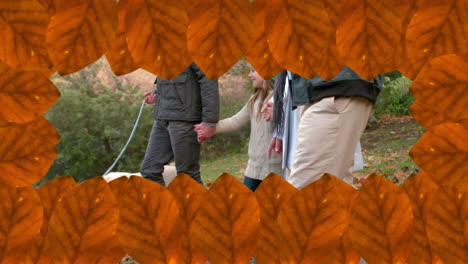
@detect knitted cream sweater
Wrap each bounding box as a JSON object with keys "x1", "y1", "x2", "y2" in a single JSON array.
[{"x1": 216, "y1": 96, "x2": 283, "y2": 180}]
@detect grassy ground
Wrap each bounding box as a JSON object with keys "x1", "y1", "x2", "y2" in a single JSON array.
[{"x1": 200, "y1": 115, "x2": 426, "y2": 187}]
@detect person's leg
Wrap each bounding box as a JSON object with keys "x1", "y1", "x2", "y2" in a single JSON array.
[
  {"x1": 243, "y1": 176, "x2": 262, "y2": 192},
  {"x1": 288, "y1": 97, "x2": 372, "y2": 189},
  {"x1": 168, "y1": 121, "x2": 203, "y2": 185},
  {"x1": 140, "y1": 121, "x2": 173, "y2": 186}
]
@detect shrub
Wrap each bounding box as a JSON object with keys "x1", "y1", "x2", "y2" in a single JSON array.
[{"x1": 374, "y1": 75, "x2": 414, "y2": 117}]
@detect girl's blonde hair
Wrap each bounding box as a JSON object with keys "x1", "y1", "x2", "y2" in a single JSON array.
[{"x1": 248, "y1": 79, "x2": 275, "y2": 120}]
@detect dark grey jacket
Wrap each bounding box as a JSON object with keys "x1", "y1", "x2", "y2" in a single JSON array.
[{"x1": 153, "y1": 64, "x2": 219, "y2": 123}]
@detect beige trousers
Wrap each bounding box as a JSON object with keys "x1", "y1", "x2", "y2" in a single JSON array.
[{"x1": 287, "y1": 96, "x2": 372, "y2": 189}]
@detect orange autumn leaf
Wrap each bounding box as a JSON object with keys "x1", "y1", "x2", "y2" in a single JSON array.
[
  {"x1": 254, "y1": 173, "x2": 297, "y2": 264},
  {"x1": 95, "y1": 236, "x2": 126, "y2": 264},
  {"x1": 0, "y1": 117, "x2": 59, "y2": 187},
  {"x1": 0, "y1": 185, "x2": 43, "y2": 263},
  {"x1": 245, "y1": 0, "x2": 282, "y2": 80},
  {"x1": 410, "y1": 122, "x2": 468, "y2": 187},
  {"x1": 321, "y1": 174, "x2": 361, "y2": 264},
  {"x1": 190, "y1": 173, "x2": 260, "y2": 264},
  {"x1": 124, "y1": 0, "x2": 191, "y2": 79},
  {"x1": 426, "y1": 185, "x2": 468, "y2": 264},
  {"x1": 406, "y1": 0, "x2": 467, "y2": 75},
  {"x1": 0, "y1": 0, "x2": 52, "y2": 71},
  {"x1": 47, "y1": 176, "x2": 119, "y2": 264},
  {"x1": 266, "y1": 0, "x2": 333, "y2": 79},
  {"x1": 336, "y1": 0, "x2": 402, "y2": 80},
  {"x1": 167, "y1": 173, "x2": 208, "y2": 264},
  {"x1": 27, "y1": 175, "x2": 77, "y2": 264},
  {"x1": 409, "y1": 54, "x2": 468, "y2": 129},
  {"x1": 104, "y1": 0, "x2": 138, "y2": 76},
  {"x1": 349, "y1": 174, "x2": 414, "y2": 264},
  {"x1": 107, "y1": 175, "x2": 129, "y2": 199},
  {"x1": 46, "y1": 0, "x2": 118, "y2": 75},
  {"x1": 276, "y1": 174, "x2": 348, "y2": 263},
  {"x1": 0, "y1": 60, "x2": 60, "y2": 123},
  {"x1": 187, "y1": 0, "x2": 254, "y2": 79},
  {"x1": 116, "y1": 176, "x2": 181, "y2": 264},
  {"x1": 410, "y1": 100, "x2": 461, "y2": 130},
  {"x1": 402, "y1": 172, "x2": 444, "y2": 264},
  {"x1": 394, "y1": 0, "x2": 419, "y2": 79}
]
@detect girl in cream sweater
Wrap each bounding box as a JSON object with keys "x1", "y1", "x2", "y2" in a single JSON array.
[{"x1": 215, "y1": 68, "x2": 283, "y2": 191}]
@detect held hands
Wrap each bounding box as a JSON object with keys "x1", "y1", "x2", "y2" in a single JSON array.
[
  {"x1": 144, "y1": 91, "x2": 156, "y2": 104},
  {"x1": 261, "y1": 102, "x2": 273, "y2": 122},
  {"x1": 267, "y1": 138, "x2": 282, "y2": 159},
  {"x1": 194, "y1": 123, "x2": 216, "y2": 143}
]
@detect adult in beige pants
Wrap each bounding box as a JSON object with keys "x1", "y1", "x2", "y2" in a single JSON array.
[
  {"x1": 270, "y1": 68, "x2": 382, "y2": 190},
  {"x1": 290, "y1": 96, "x2": 372, "y2": 188}
]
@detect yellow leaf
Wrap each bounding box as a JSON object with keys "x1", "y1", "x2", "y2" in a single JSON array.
[
  {"x1": 321, "y1": 174, "x2": 361, "y2": 264},
  {"x1": 348, "y1": 174, "x2": 414, "y2": 264},
  {"x1": 277, "y1": 174, "x2": 348, "y2": 263},
  {"x1": 406, "y1": 0, "x2": 467, "y2": 75},
  {"x1": 27, "y1": 175, "x2": 77, "y2": 264},
  {"x1": 410, "y1": 122, "x2": 468, "y2": 187},
  {"x1": 245, "y1": 0, "x2": 282, "y2": 80},
  {"x1": 190, "y1": 173, "x2": 260, "y2": 264},
  {"x1": 47, "y1": 176, "x2": 119, "y2": 264},
  {"x1": 0, "y1": 185, "x2": 43, "y2": 263},
  {"x1": 409, "y1": 54, "x2": 468, "y2": 129},
  {"x1": 253, "y1": 173, "x2": 297, "y2": 264},
  {"x1": 187, "y1": 0, "x2": 254, "y2": 79},
  {"x1": 124, "y1": 0, "x2": 191, "y2": 79},
  {"x1": 0, "y1": 60, "x2": 60, "y2": 123},
  {"x1": 104, "y1": 0, "x2": 138, "y2": 76},
  {"x1": 167, "y1": 173, "x2": 208, "y2": 264},
  {"x1": 266, "y1": 0, "x2": 333, "y2": 79},
  {"x1": 0, "y1": 0, "x2": 52, "y2": 71},
  {"x1": 0, "y1": 117, "x2": 59, "y2": 187},
  {"x1": 116, "y1": 176, "x2": 181, "y2": 264},
  {"x1": 426, "y1": 185, "x2": 468, "y2": 264},
  {"x1": 336, "y1": 0, "x2": 402, "y2": 79},
  {"x1": 402, "y1": 172, "x2": 444, "y2": 264},
  {"x1": 46, "y1": 0, "x2": 118, "y2": 75}
]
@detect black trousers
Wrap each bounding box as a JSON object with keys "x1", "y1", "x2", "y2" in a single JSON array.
[{"x1": 140, "y1": 120, "x2": 202, "y2": 186}]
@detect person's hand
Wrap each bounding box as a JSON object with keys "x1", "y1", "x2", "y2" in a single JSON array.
[
  {"x1": 267, "y1": 138, "x2": 282, "y2": 159},
  {"x1": 144, "y1": 90, "x2": 156, "y2": 104},
  {"x1": 194, "y1": 123, "x2": 216, "y2": 143},
  {"x1": 261, "y1": 102, "x2": 273, "y2": 122}
]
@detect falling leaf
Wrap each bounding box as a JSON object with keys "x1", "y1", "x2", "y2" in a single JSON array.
[
  {"x1": 46, "y1": 0, "x2": 118, "y2": 75},
  {"x1": 187, "y1": 0, "x2": 254, "y2": 79},
  {"x1": 104, "y1": 0, "x2": 138, "y2": 76},
  {"x1": 410, "y1": 122, "x2": 468, "y2": 187},
  {"x1": 348, "y1": 174, "x2": 414, "y2": 264},
  {"x1": 406, "y1": 0, "x2": 467, "y2": 75},
  {"x1": 336, "y1": 0, "x2": 402, "y2": 79},
  {"x1": 254, "y1": 173, "x2": 297, "y2": 264},
  {"x1": 245, "y1": 0, "x2": 282, "y2": 80},
  {"x1": 277, "y1": 174, "x2": 348, "y2": 263},
  {"x1": 190, "y1": 173, "x2": 260, "y2": 264},
  {"x1": 47, "y1": 176, "x2": 119, "y2": 263},
  {"x1": 426, "y1": 185, "x2": 468, "y2": 264},
  {"x1": 402, "y1": 172, "x2": 444, "y2": 264},
  {"x1": 0, "y1": 185, "x2": 43, "y2": 263},
  {"x1": 0, "y1": 60, "x2": 60, "y2": 123},
  {"x1": 266, "y1": 0, "x2": 334, "y2": 79},
  {"x1": 409, "y1": 54, "x2": 468, "y2": 129},
  {"x1": 0, "y1": 0, "x2": 52, "y2": 71},
  {"x1": 116, "y1": 176, "x2": 181, "y2": 264},
  {"x1": 0, "y1": 117, "x2": 59, "y2": 187},
  {"x1": 124, "y1": 0, "x2": 191, "y2": 79},
  {"x1": 167, "y1": 173, "x2": 207, "y2": 264},
  {"x1": 27, "y1": 175, "x2": 76, "y2": 264}
]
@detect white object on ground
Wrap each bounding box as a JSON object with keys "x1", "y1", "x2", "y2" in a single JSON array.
[{"x1": 103, "y1": 165, "x2": 177, "y2": 185}]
